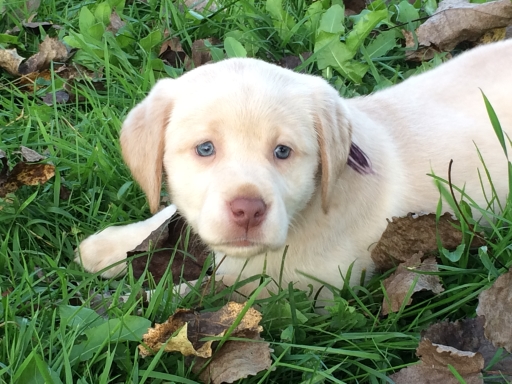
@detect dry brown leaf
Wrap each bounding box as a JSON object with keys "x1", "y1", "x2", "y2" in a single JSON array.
[
  {"x1": 159, "y1": 37, "x2": 188, "y2": 68},
  {"x1": 18, "y1": 36, "x2": 69, "y2": 75},
  {"x1": 139, "y1": 302, "x2": 263, "y2": 358},
  {"x1": 0, "y1": 49, "x2": 25, "y2": 75},
  {"x1": 107, "y1": 11, "x2": 126, "y2": 34},
  {"x1": 402, "y1": 29, "x2": 446, "y2": 62},
  {"x1": 194, "y1": 333, "x2": 273, "y2": 384},
  {"x1": 42, "y1": 90, "x2": 70, "y2": 106},
  {"x1": 371, "y1": 212, "x2": 484, "y2": 270},
  {"x1": 382, "y1": 254, "x2": 444, "y2": 315},
  {"x1": 0, "y1": 162, "x2": 55, "y2": 197},
  {"x1": 344, "y1": 0, "x2": 367, "y2": 15},
  {"x1": 189, "y1": 39, "x2": 217, "y2": 69},
  {"x1": 128, "y1": 214, "x2": 209, "y2": 285},
  {"x1": 390, "y1": 339, "x2": 484, "y2": 384},
  {"x1": 18, "y1": 146, "x2": 45, "y2": 162},
  {"x1": 476, "y1": 269, "x2": 512, "y2": 353},
  {"x1": 423, "y1": 317, "x2": 512, "y2": 373},
  {"x1": 417, "y1": 0, "x2": 512, "y2": 51}
]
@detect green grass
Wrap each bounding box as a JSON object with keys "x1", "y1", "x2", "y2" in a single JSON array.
[{"x1": 1, "y1": 0, "x2": 511, "y2": 382}]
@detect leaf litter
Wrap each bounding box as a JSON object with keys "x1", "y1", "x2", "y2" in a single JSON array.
[
  {"x1": 416, "y1": 0, "x2": 512, "y2": 51},
  {"x1": 0, "y1": 147, "x2": 55, "y2": 198},
  {"x1": 382, "y1": 253, "x2": 444, "y2": 315},
  {"x1": 139, "y1": 302, "x2": 272, "y2": 383}
]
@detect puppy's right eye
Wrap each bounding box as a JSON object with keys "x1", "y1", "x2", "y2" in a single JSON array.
[{"x1": 196, "y1": 141, "x2": 215, "y2": 157}]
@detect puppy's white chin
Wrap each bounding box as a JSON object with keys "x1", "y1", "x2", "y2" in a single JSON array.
[{"x1": 212, "y1": 242, "x2": 283, "y2": 258}]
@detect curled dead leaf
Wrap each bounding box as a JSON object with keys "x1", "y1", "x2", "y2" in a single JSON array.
[
  {"x1": 194, "y1": 333, "x2": 273, "y2": 384},
  {"x1": 128, "y1": 213, "x2": 209, "y2": 285},
  {"x1": 107, "y1": 11, "x2": 126, "y2": 34},
  {"x1": 0, "y1": 49, "x2": 25, "y2": 75},
  {"x1": 382, "y1": 254, "x2": 444, "y2": 315},
  {"x1": 390, "y1": 339, "x2": 484, "y2": 384},
  {"x1": 476, "y1": 269, "x2": 512, "y2": 353},
  {"x1": 371, "y1": 212, "x2": 484, "y2": 270},
  {"x1": 139, "y1": 302, "x2": 263, "y2": 359},
  {"x1": 417, "y1": 0, "x2": 512, "y2": 51},
  {"x1": 18, "y1": 146, "x2": 45, "y2": 162},
  {"x1": 423, "y1": 317, "x2": 512, "y2": 373},
  {"x1": 0, "y1": 151, "x2": 55, "y2": 197},
  {"x1": 18, "y1": 36, "x2": 69, "y2": 75}
]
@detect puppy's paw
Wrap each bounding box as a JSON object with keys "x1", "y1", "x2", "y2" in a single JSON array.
[
  {"x1": 75, "y1": 226, "x2": 131, "y2": 278},
  {"x1": 75, "y1": 205, "x2": 178, "y2": 278}
]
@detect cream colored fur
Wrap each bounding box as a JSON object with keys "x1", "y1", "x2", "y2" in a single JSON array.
[{"x1": 76, "y1": 41, "x2": 512, "y2": 297}]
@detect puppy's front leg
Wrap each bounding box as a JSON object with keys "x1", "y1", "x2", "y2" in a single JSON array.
[{"x1": 75, "y1": 205, "x2": 177, "y2": 278}]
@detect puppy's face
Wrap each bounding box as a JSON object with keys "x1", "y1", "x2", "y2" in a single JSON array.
[{"x1": 121, "y1": 59, "x2": 351, "y2": 259}]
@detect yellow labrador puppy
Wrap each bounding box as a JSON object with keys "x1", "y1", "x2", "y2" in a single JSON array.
[{"x1": 77, "y1": 40, "x2": 512, "y2": 296}]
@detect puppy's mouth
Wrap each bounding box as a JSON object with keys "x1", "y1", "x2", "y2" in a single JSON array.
[{"x1": 211, "y1": 238, "x2": 277, "y2": 258}]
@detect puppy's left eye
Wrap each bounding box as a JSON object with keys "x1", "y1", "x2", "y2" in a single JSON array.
[
  {"x1": 274, "y1": 145, "x2": 291, "y2": 160},
  {"x1": 196, "y1": 141, "x2": 215, "y2": 157}
]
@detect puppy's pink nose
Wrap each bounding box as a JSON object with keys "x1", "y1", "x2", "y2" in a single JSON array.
[{"x1": 229, "y1": 198, "x2": 267, "y2": 228}]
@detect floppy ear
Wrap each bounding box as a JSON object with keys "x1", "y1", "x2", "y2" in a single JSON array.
[
  {"x1": 120, "y1": 79, "x2": 174, "y2": 214},
  {"x1": 314, "y1": 88, "x2": 353, "y2": 214}
]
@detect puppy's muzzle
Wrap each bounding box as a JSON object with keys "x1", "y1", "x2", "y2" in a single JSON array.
[{"x1": 229, "y1": 197, "x2": 267, "y2": 229}]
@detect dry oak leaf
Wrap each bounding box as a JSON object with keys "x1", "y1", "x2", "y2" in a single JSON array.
[
  {"x1": 0, "y1": 162, "x2": 55, "y2": 197},
  {"x1": 18, "y1": 36, "x2": 69, "y2": 75},
  {"x1": 106, "y1": 11, "x2": 126, "y2": 34},
  {"x1": 18, "y1": 146, "x2": 45, "y2": 162},
  {"x1": 139, "y1": 302, "x2": 263, "y2": 358},
  {"x1": 423, "y1": 317, "x2": 512, "y2": 373},
  {"x1": 382, "y1": 254, "x2": 444, "y2": 315},
  {"x1": 476, "y1": 268, "x2": 512, "y2": 353},
  {"x1": 159, "y1": 37, "x2": 188, "y2": 68},
  {"x1": 371, "y1": 212, "x2": 484, "y2": 271},
  {"x1": 189, "y1": 38, "x2": 220, "y2": 69},
  {"x1": 417, "y1": 0, "x2": 512, "y2": 51},
  {"x1": 390, "y1": 339, "x2": 484, "y2": 384},
  {"x1": 0, "y1": 49, "x2": 25, "y2": 75},
  {"x1": 402, "y1": 29, "x2": 445, "y2": 62},
  {"x1": 194, "y1": 332, "x2": 272, "y2": 384},
  {"x1": 128, "y1": 213, "x2": 209, "y2": 285}
]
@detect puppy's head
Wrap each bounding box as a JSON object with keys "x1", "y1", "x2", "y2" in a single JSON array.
[{"x1": 121, "y1": 59, "x2": 352, "y2": 257}]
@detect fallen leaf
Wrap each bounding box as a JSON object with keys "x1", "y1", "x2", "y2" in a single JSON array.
[
  {"x1": 423, "y1": 317, "x2": 512, "y2": 373},
  {"x1": 344, "y1": 0, "x2": 367, "y2": 15},
  {"x1": 18, "y1": 146, "x2": 45, "y2": 162},
  {"x1": 159, "y1": 37, "x2": 188, "y2": 68},
  {"x1": 402, "y1": 29, "x2": 446, "y2": 62},
  {"x1": 107, "y1": 11, "x2": 125, "y2": 34},
  {"x1": 22, "y1": 21, "x2": 61, "y2": 33},
  {"x1": 278, "y1": 52, "x2": 312, "y2": 71},
  {"x1": 390, "y1": 339, "x2": 484, "y2": 384},
  {"x1": 42, "y1": 90, "x2": 70, "y2": 105},
  {"x1": 0, "y1": 49, "x2": 25, "y2": 75},
  {"x1": 417, "y1": 0, "x2": 512, "y2": 51},
  {"x1": 139, "y1": 302, "x2": 264, "y2": 358},
  {"x1": 189, "y1": 39, "x2": 217, "y2": 69},
  {"x1": 0, "y1": 150, "x2": 55, "y2": 197},
  {"x1": 382, "y1": 254, "x2": 444, "y2": 315},
  {"x1": 476, "y1": 269, "x2": 512, "y2": 353},
  {"x1": 18, "y1": 36, "x2": 69, "y2": 75},
  {"x1": 371, "y1": 212, "x2": 485, "y2": 270},
  {"x1": 59, "y1": 185, "x2": 71, "y2": 200},
  {"x1": 194, "y1": 333, "x2": 273, "y2": 384},
  {"x1": 129, "y1": 214, "x2": 210, "y2": 285}
]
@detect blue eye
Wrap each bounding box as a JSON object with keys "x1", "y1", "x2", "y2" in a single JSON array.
[
  {"x1": 196, "y1": 141, "x2": 215, "y2": 157},
  {"x1": 274, "y1": 145, "x2": 291, "y2": 160}
]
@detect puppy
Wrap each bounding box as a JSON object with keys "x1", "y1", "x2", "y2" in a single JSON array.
[{"x1": 77, "y1": 40, "x2": 512, "y2": 297}]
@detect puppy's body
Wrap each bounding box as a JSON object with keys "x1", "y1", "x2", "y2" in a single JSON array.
[{"x1": 77, "y1": 41, "x2": 512, "y2": 296}]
